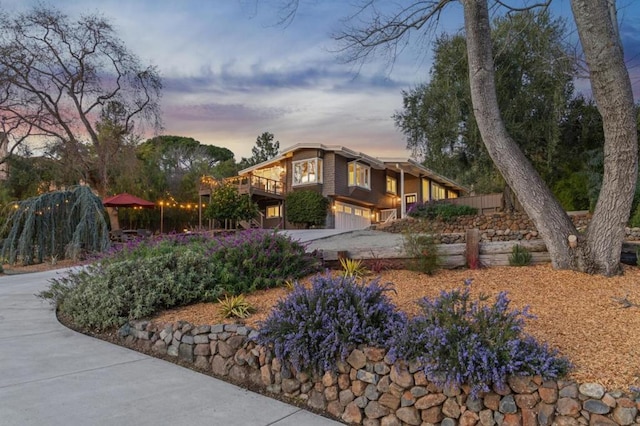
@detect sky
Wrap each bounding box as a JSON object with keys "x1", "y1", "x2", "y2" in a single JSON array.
[{"x1": 2, "y1": 0, "x2": 640, "y2": 161}]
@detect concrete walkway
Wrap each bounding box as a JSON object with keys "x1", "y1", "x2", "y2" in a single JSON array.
[{"x1": 0, "y1": 270, "x2": 342, "y2": 426}]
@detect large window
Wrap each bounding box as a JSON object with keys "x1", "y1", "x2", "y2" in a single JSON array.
[
  {"x1": 266, "y1": 205, "x2": 281, "y2": 218},
  {"x1": 432, "y1": 182, "x2": 446, "y2": 200},
  {"x1": 293, "y1": 158, "x2": 322, "y2": 186},
  {"x1": 348, "y1": 161, "x2": 370, "y2": 189},
  {"x1": 386, "y1": 175, "x2": 397, "y2": 194}
]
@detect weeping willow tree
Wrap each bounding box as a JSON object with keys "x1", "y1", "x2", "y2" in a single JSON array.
[{"x1": 0, "y1": 186, "x2": 109, "y2": 265}]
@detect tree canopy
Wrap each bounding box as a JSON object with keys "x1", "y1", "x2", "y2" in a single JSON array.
[
  {"x1": 0, "y1": 4, "x2": 162, "y2": 196},
  {"x1": 239, "y1": 132, "x2": 280, "y2": 169}
]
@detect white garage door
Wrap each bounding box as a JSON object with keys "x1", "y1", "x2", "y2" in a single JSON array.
[{"x1": 335, "y1": 201, "x2": 371, "y2": 230}]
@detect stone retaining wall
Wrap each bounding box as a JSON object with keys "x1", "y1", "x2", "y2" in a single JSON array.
[
  {"x1": 119, "y1": 320, "x2": 640, "y2": 426},
  {"x1": 376, "y1": 213, "x2": 640, "y2": 243}
]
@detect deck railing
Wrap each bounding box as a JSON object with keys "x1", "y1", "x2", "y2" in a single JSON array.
[{"x1": 200, "y1": 175, "x2": 284, "y2": 196}]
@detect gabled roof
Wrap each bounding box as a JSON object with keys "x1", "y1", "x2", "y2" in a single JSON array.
[{"x1": 239, "y1": 143, "x2": 467, "y2": 193}]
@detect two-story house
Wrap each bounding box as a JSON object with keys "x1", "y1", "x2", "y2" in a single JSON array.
[{"x1": 200, "y1": 143, "x2": 467, "y2": 230}]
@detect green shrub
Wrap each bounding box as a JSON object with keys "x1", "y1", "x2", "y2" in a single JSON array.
[
  {"x1": 40, "y1": 230, "x2": 319, "y2": 329},
  {"x1": 390, "y1": 280, "x2": 571, "y2": 396},
  {"x1": 509, "y1": 244, "x2": 532, "y2": 266},
  {"x1": 407, "y1": 202, "x2": 477, "y2": 221},
  {"x1": 258, "y1": 274, "x2": 406, "y2": 373},
  {"x1": 209, "y1": 230, "x2": 320, "y2": 294},
  {"x1": 285, "y1": 190, "x2": 329, "y2": 228},
  {"x1": 402, "y1": 231, "x2": 440, "y2": 275},
  {"x1": 629, "y1": 203, "x2": 640, "y2": 228}
]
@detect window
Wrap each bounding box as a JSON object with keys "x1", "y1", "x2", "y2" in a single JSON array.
[
  {"x1": 293, "y1": 158, "x2": 323, "y2": 186},
  {"x1": 422, "y1": 178, "x2": 431, "y2": 201},
  {"x1": 432, "y1": 182, "x2": 446, "y2": 200},
  {"x1": 266, "y1": 205, "x2": 281, "y2": 218},
  {"x1": 386, "y1": 176, "x2": 397, "y2": 194},
  {"x1": 348, "y1": 161, "x2": 370, "y2": 189},
  {"x1": 405, "y1": 194, "x2": 417, "y2": 204},
  {"x1": 447, "y1": 190, "x2": 458, "y2": 199}
]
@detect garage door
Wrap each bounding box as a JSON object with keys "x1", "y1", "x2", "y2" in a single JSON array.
[{"x1": 335, "y1": 201, "x2": 371, "y2": 230}]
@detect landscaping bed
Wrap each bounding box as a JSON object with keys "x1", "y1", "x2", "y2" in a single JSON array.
[{"x1": 150, "y1": 264, "x2": 640, "y2": 391}]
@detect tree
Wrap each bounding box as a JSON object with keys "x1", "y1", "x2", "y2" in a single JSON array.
[
  {"x1": 278, "y1": 0, "x2": 637, "y2": 275},
  {"x1": 137, "y1": 135, "x2": 236, "y2": 201},
  {"x1": 1, "y1": 186, "x2": 109, "y2": 264},
  {"x1": 0, "y1": 5, "x2": 162, "y2": 197},
  {"x1": 204, "y1": 182, "x2": 258, "y2": 228},
  {"x1": 394, "y1": 10, "x2": 575, "y2": 193},
  {"x1": 285, "y1": 190, "x2": 329, "y2": 228},
  {"x1": 239, "y1": 132, "x2": 280, "y2": 169}
]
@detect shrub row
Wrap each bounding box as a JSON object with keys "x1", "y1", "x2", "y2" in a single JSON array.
[
  {"x1": 258, "y1": 275, "x2": 570, "y2": 394},
  {"x1": 407, "y1": 201, "x2": 478, "y2": 221},
  {"x1": 40, "y1": 230, "x2": 320, "y2": 329}
]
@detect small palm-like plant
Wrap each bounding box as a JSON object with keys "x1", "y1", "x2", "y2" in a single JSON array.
[
  {"x1": 339, "y1": 257, "x2": 369, "y2": 279},
  {"x1": 217, "y1": 294, "x2": 255, "y2": 319},
  {"x1": 509, "y1": 244, "x2": 532, "y2": 267}
]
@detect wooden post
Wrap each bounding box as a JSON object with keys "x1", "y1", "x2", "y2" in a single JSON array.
[{"x1": 466, "y1": 228, "x2": 481, "y2": 269}]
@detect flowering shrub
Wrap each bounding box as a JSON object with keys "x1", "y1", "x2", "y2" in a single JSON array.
[
  {"x1": 40, "y1": 230, "x2": 318, "y2": 329},
  {"x1": 258, "y1": 274, "x2": 406, "y2": 374},
  {"x1": 389, "y1": 280, "x2": 570, "y2": 396},
  {"x1": 207, "y1": 229, "x2": 320, "y2": 294}
]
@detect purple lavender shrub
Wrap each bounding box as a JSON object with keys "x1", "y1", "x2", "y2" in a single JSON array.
[
  {"x1": 389, "y1": 279, "x2": 570, "y2": 396},
  {"x1": 258, "y1": 273, "x2": 406, "y2": 374}
]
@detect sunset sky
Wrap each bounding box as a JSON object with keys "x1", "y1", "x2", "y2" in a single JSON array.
[{"x1": 3, "y1": 0, "x2": 640, "y2": 161}]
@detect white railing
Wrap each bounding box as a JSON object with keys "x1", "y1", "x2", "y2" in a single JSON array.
[{"x1": 380, "y1": 209, "x2": 397, "y2": 223}]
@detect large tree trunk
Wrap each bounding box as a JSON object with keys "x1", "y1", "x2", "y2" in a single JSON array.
[
  {"x1": 571, "y1": 0, "x2": 638, "y2": 275},
  {"x1": 462, "y1": 0, "x2": 637, "y2": 276},
  {"x1": 462, "y1": 0, "x2": 579, "y2": 270}
]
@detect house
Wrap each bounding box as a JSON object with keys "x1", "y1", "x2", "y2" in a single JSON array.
[{"x1": 199, "y1": 143, "x2": 467, "y2": 230}]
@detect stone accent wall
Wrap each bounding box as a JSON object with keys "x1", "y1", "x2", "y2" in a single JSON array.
[
  {"x1": 376, "y1": 213, "x2": 640, "y2": 243},
  {"x1": 119, "y1": 320, "x2": 640, "y2": 426}
]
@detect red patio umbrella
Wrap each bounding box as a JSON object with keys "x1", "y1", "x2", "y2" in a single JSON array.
[{"x1": 102, "y1": 193, "x2": 156, "y2": 209}]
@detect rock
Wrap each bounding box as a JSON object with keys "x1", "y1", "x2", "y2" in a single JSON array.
[
  {"x1": 579, "y1": 383, "x2": 605, "y2": 400},
  {"x1": 441, "y1": 418, "x2": 456, "y2": 426},
  {"x1": 229, "y1": 365, "x2": 247, "y2": 382},
  {"x1": 364, "y1": 401, "x2": 389, "y2": 419},
  {"x1": 415, "y1": 393, "x2": 447, "y2": 410},
  {"x1": 374, "y1": 362, "x2": 391, "y2": 375},
  {"x1": 537, "y1": 402, "x2": 555, "y2": 426},
  {"x1": 365, "y1": 384, "x2": 380, "y2": 401},
  {"x1": 325, "y1": 385, "x2": 338, "y2": 402},
  {"x1": 466, "y1": 395, "x2": 484, "y2": 412},
  {"x1": 421, "y1": 406, "x2": 444, "y2": 424},
  {"x1": 356, "y1": 370, "x2": 379, "y2": 385},
  {"x1": 589, "y1": 414, "x2": 618, "y2": 426},
  {"x1": 400, "y1": 390, "x2": 415, "y2": 407},
  {"x1": 307, "y1": 390, "x2": 326, "y2": 411},
  {"x1": 281, "y1": 378, "x2": 300, "y2": 394},
  {"x1": 554, "y1": 415, "x2": 579, "y2": 426},
  {"x1": 442, "y1": 397, "x2": 461, "y2": 418},
  {"x1": 193, "y1": 334, "x2": 209, "y2": 344},
  {"x1": 322, "y1": 371, "x2": 337, "y2": 387},
  {"x1": 380, "y1": 414, "x2": 402, "y2": 426},
  {"x1": 327, "y1": 400, "x2": 344, "y2": 418},
  {"x1": 521, "y1": 408, "x2": 536, "y2": 426},
  {"x1": 339, "y1": 389, "x2": 355, "y2": 406},
  {"x1": 601, "y1": 393, "x2": 616, "y2": 408},
  {"x1": 260, "y1": 364, "x2": 272, "y2": 386},
  {"x1": 557, "y1": 398, "x2": 582, "y2": 417},
  {"x1": 338, "y1": 373, "x2": 351, "y2": 390},
  {"x1": 559, "y1": 384, "x2": 579, "y2": 399},
  {"x1": 376, "y1": 375, "x2": 391, "y2": 393},
  {"x1": 583, "y1": 399, "x2": 610, "y2": 415},
  {"x1": 499, "y1": 395, "x2": 517, "y2": 414},
  {"x1": 193, "y1": 343, "x2": 210, "y2": 356},
  {"x1": 460, "y1": 410, "x2": 480, "y2": 426},
  {"x1": 194, "y1": 356, "x2": 210, "y2": 371},
  {"x1": 217, "y1": 340, "x2": 234, "y2": 358},
  {"x1": 515, "y1": 394, "x2": 539, "y2": 409},
  {"x1": 410, "y1": 386, "x2": 428, "y2": 398},
  {"x1": 484, "y1": 393, "x2": 501, "y2": 411},
  {"x1": 342, "y1": 402, "x2": 362, "y2": 424},
  {"x1": 354, "y1": 396, "x2": 368, "y2": 408},
  {"x1": 508, "y1": 376, "x2": 538, "y2": 394},
  {"x1": 352, "y1": 380, "x2": 367, "y2": 396},
  {"x1": 539, "y1": 386, "x2": 559, "y2": 404},
  {"x1": 167, "y1": 344, "x2": 179, "y2": 357},
  {"x1": 178, "y1": 343, "x2": 194, "y2": 363},
  {"x1": 502, "y1": 413, "x2": 521, "y2": 426},
  {"x1": 347, "y1": 349, "x2": 367, "y2": 369},
  {"x1": 390, "y1": 364, "x2": 414, "y2": 389},
  {"x1": 364, "y1": 347, "x2": 386, "y2": 362},
  {"x1": 479, "y1": 409, "x2": 495, "y2": 426},
  {"x1": 379, "y1": 393, "x2": 400, "y2": 410},
  {"x1": 612, "y1": 400, "x2": 637, "y2": 425}
]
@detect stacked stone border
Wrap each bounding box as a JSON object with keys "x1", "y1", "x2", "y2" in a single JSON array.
[{"x1": 119, "y1": 320, "x2": 640, "y2": 426}]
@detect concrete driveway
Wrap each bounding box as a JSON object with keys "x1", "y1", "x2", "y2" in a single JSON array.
[{"x1": 0, "y1": 269, "x2": 342, "y2": 426}]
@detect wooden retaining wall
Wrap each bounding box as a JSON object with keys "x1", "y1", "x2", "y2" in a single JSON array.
[{"x1": 321, "y1": 231, "x2": 640, "y2": 268}]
